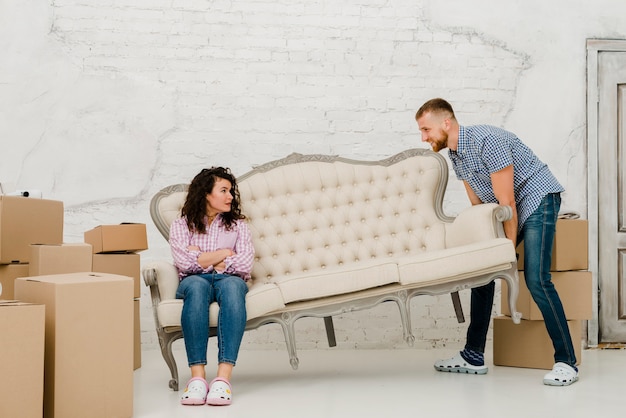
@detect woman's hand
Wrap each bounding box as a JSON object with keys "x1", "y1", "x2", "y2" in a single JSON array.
[{"x1": 214, "y1": 249, "x2": 235, "y2": 272}]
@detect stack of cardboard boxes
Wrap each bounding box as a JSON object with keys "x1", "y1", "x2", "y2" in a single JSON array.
[
  {"x1": 15, "y1": 273, "x2": 135, "y2": 418},
  {"x1": 0, "y1": 196, "x2": 64, "y2": 296},
  {"x1": 85, "y1": 223, "x2": 148, "y2": 371},
  {"x1": 0, "y1": 300, "x2": 45, "y2": 418},
  {"x1": 0, "y1": 195, "x2": 146, "y2": 418},
  {"x1": 494, "y1": 218, "x2": 592, "y2": 369}
]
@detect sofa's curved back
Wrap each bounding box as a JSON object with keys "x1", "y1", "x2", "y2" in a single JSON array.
[{"x1": 150, "y1": 148, "x2": 451, "y2": 283}]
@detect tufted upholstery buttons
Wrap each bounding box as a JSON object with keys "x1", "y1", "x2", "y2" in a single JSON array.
[{"x1": 230, "y1": 153, "x2": 445, "y2": 283}]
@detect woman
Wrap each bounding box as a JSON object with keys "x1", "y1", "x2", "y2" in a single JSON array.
[{"x1": 169, "y1": 167, "x2": 254, "y2": 405}]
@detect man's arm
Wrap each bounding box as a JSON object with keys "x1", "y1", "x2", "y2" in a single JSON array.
[
  {"x1": 463, "y1": 181, "x2": 483, "y2": 205},
  {"x1": 490, "y1": 165, "x2": 518, "y2": 245}
]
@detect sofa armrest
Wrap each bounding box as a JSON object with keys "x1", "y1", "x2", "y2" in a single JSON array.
[
  {"x1": 142, "y1": 260, "x2": 180, "y2": 301},
  {"x1": 445, "y1": 203, "x2": 513, "y2": 248}
]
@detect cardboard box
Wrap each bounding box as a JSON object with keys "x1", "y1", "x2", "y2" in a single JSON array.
[
  {"x1": 0, "y1": 263, "x2": 29, "y2": 299},
  {"x1": 92, "y1": 253, "x2": 141, "y2": 298},
  {"x1": 15, "y1": 273, "x2": 134, "y2": 418},
  {"x1": 501, "y1": 271, "x2": 592, "y2": 320},
  {"x1": 0, "y1": 301, "x2": 45, "y2": 418},
  {"x1": 84, "y1": 223, "x2": 148, "y2": 254},
  {"x1": 517, "y1": 218, "x2": 588, "y2": 271},
  {"x1": 0, "y1": 196, "x2": 64, "y2": 264},
  {"x1": 493, "y1": 316, "x2": 582, "y2": 370},
  {"x1": 29, "y1": 243, "x2": 93, "y2": 277},
  {"x1": 134, "y1": 299, "x2": 141, "y2": 370}
]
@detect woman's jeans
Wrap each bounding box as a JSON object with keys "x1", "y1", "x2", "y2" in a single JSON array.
[
  {"x1": 176, "y1": 273, "x2": 248, "y2": 367},
  {"x1": 465, "y1": 193, "x2": 577, "y2": 367}
]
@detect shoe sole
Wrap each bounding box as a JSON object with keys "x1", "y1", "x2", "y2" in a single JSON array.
[
  {"x1": 435, "y1": 366, "x2": 488, "y2": 375},
  {"x1": 206, "y1": 398, "x2": 232, "y2": 406},
  {"x1": 181, "y1": 398, "x2": 207, "y2": 405},
  {"x1": 543, "y1": 376, "x2": 579, "y2": 386}
]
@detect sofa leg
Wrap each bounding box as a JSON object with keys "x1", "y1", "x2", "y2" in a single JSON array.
[
  {"x1": 394, "y1": 291, "x2": 416, "y2": 346},
  {"x1": 157, "y1": 328, "x2": 183, "y2": 391},
  {"x1": 451, "y1": 291, "x2": 465, "y2": 323},
  {"x1": 271, "y1": 312, "x2": 301, "y2": 370},
  {"x1": 323, "y1": 316, "x2": 337, "y2": 347}
]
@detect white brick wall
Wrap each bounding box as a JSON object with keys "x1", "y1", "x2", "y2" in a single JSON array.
[{"x1": 1, "y1": 0, "x2": 625, "y2": 351}]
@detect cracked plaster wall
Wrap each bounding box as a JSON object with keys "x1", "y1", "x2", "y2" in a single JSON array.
[{"x1": 1, "y1": 0, "x2": 625, "y2": 351}]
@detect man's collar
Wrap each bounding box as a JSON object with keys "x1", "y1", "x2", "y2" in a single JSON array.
[{"x1": 456, "y1": 125, "x2": 467, "y2": 154}]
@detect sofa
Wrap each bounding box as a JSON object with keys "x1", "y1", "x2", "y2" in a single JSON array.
[{"x1": 142, "y1": 148, "x2": 521, "y2": 390}]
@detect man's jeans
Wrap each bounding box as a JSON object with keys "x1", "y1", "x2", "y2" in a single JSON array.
[
  {"x1": 465, "y1": 193, "x2": 577, "y2": 366},
  {"x1": 176, "y1": 273, "x2": 248, "y2": 367}
]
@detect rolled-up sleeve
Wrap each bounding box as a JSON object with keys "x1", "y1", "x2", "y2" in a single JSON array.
[{"x1": 169, "y1": 218, "x2": 203, "y2": 277}]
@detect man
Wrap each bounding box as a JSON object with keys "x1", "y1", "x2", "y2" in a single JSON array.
[{"x1": 415, "y1": 98, "x2": 578, "y2": 386}]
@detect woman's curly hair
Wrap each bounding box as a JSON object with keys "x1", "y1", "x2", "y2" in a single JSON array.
[{"x1": 181, "y1": 167, "x2": 245, "y2": 233}]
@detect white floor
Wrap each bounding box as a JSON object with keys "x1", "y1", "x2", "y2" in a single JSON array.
[{"x1": 133, "y1": 345, "x2": 624, "y2": 418}]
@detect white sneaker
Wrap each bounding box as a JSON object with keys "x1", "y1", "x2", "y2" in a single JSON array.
[
  {"x1": 543, "y1": 362, "x2": 578, "y2": 386},
  {"x1": 434, "y1": 352, "x2": 488, "y2": 375}
]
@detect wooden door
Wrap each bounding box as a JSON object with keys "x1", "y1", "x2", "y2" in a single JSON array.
[{"x1": 588, "y1": 40, "x2": 626, "y2": 344}]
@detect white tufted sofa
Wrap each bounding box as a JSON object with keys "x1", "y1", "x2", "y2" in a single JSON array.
[{"x1": 142, "y1": 148, "x2": 521, "y2": 390}]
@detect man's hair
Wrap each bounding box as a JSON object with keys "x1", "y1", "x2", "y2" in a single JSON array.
[{"x1": 415, "y1": 98, "x2": 456, "y2": 120}]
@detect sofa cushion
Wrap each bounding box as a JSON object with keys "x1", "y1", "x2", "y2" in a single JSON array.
[
  {"x1": 397, "y1": 238, "x2": 516, "y2": 286},
  {"x1": 156, "y1": 282, "x2": 286, "y2": 328},
  {"x1": 273, "y1": 260, "x2": 399, "y2": 303}
]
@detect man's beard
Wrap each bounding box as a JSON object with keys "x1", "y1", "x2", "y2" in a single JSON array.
[{"x1": 430, "y1": 131, "x2": 448, "y2": 152}]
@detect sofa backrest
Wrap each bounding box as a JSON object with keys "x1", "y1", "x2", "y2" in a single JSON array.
[{"x1": 150, "y1": 148, "x2": 452, "y2": 283}]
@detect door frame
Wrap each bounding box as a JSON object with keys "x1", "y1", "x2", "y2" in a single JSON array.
[{"x1": 586, "y1": 39, "x2": 626, "y2": 346}]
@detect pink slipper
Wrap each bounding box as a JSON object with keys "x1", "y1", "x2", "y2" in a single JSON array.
[
  {"x1": 206, "y1": 377, "x2": 232, "y2": 406},
  {"x1": 180, "y1": 377, "x2": 209, "y2": 405}
]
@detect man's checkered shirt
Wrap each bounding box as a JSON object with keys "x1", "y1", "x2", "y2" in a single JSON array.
[{"x1": 448, "y1": 124, "x2": 564, "y2": 231}]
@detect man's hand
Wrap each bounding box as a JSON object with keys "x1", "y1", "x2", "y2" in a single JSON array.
[{"x1": 490, "y1": 165, "x2": 518, "y2": 245}]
